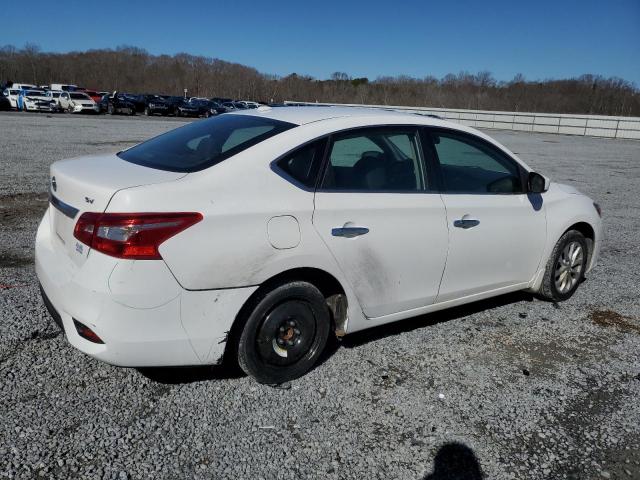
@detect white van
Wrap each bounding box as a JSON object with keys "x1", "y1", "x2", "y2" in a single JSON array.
[
  {"x1": 50, "y1": 84, "x2": 78, "y2": 92},
  {"x1": 11, "y1": 83, "x2": 38, "y2": 91}
]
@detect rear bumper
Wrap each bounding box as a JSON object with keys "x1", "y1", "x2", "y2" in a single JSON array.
[{"x1": 35, "y1": 208, "x2": 257, "y2": 367}]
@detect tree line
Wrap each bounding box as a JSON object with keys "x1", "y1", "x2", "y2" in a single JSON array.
[{"x1": 1, "y1": 44, "x2": 638, "y2": 116}]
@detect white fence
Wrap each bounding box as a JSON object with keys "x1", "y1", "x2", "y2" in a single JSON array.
[{"x1": 284, "y1": 101, "x2": 640, "y2": 140}]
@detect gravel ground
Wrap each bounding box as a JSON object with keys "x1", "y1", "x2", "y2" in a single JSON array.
[{"x1": 1, "y1": 111, "x2": 639, "y2": 480}]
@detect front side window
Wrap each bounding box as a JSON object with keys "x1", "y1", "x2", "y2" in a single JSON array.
[
  {"x1": 430, "y1": 131, "x2": 524, "y2": 194},
  {"x1": 118, "y1": 114, "x2": 295, "y2": 172},
  {"x1": 321, "y1": 128, "x2": 426, "y2": 192},
  {"x1": 276, "y1": 139, "x2": 327, "y2": 188}
]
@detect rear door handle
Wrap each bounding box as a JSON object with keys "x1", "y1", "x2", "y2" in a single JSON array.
[
  {"x1": 453, "y1": 218, "x2": 480, "y2": 229},
  {"x1": 332, "y1": 226, "x2": 369, "y2": 238}
]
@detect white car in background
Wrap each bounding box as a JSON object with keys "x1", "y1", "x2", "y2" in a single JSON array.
[
  {"x1": 58, "y1": 91, "x2": 99, "y2": 113},
  {"x1": 19, "y1": 89, "x2": 60, "y2": 112},
  {"x1": 36, "y1": 107, "x2": 602, "y2": 384},
  {"x1": 2, "y1": 87, "x2": 21, "y2": 109},
  {"x1": 46, "y1": 90, "x2": 64, "y2": 106},
  {"x1": 238, "y1": 101, "x2": 260, "y2": 109},
  {"x1": 2, "y1": 84, "x2": 37, "y2": 109}
]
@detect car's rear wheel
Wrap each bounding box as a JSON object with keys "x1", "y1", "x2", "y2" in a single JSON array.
[
  {"x1": 538, "y1": 229, "x2": 588, "y2": 302},
  {"x1": 236, "y1": 281, "x2": 330, "y2": 384},
  {"x1": 108, "y1": 104, "x2": 115, "y2": 115}
]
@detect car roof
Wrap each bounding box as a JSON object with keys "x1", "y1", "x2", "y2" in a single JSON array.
[{"x1": 229, "y1": 105, "x2": 456, "y2": 128}]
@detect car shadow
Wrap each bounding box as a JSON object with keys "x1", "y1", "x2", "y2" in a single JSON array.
[
  {"x1": 139, "y1": 290, "x2": 536, "y2": 385},
  {"x1": 136, "y1": 363, "x2": 244, "y2": 384},
  {"x1": 422, "y1": 442, "x2": 484, "y2": 479}
]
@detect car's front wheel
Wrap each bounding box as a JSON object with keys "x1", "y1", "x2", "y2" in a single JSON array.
[
  {"x1": 144, "y1": 107, "x2": 151, "y2": 116},
  {"x1": 236, "y1": 281, "x2": 331, "y2": 384},
  {"x1": 538, "y1": 229, "x2": 588, "y2": 302}
]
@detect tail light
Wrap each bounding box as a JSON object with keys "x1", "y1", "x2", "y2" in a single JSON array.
[{"x1": 74, "y1": 212, "x2": 202, "y2": 260}]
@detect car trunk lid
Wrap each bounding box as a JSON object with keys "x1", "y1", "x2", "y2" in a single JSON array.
[{"x1": 48, "y1": 153, "x2": 186, "y2": 266}]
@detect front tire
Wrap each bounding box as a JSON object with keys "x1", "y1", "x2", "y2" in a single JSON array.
[
  {"x1": 237, "y1": 281, "x2": 330, "y2": 384},
  {"x1": 538, "y1": 230, "x2": 588, "y2": 302},
  {"x1": 144, "y1": 107, "x2": 151, "y2": 116}
]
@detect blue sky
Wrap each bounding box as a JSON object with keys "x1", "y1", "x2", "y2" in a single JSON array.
[{"x1": 3, "y1": 0, "x2": 639, "y2": 84}]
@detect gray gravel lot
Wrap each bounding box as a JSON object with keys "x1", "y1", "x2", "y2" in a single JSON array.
[{"x1": 1, "y1": 111, "x2": 639, "y2": 480}]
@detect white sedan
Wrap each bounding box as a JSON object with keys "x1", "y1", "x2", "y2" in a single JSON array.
[
  {"x1": 36, "y1": 107, "x2": 602, "y2": 383},
  {"x1": 19, "y1": 89, "x2": 60, "y2": 112},
  {"x1": 58, "y1": 91, "x2": 99, "y2": 113}
]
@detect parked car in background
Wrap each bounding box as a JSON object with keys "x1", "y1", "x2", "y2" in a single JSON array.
[
  {"x1": 50, "y1": 83, "x2": 78, "y2": 92},
  {"x1": 17, "y1": 89, "x2": 45, "y2": 110},
  {"x1": 11, "y1": 83, "x2": 38, "y2": 92},
  {"x1": 83, "y1": 90, "x2": 103, "y2": 103},
  {"x1": 141, "y1": 95, "x2": 172, "y2": 116},
  {"x1": 237, "y1": 101, "x2": 260, "y2": 109},
  {"x1": 174, "y1": 98, "x2": 201, "y2": 117},
  {"x1": 18, "y1": 89, "x2": 60, "y2": 112},
  {"x1": 201, "y1": 100, "x2": 228, "y2": 117},
  {"x1": 183, "y1": 98, "x2": 223, "y2": 117},
  {"x1": 120, "y1": 94, "x2": 147, "y2": 113},
  {"x1": 0, "y1": 92, "x2": 10, "y2": 111},
  {"x1": 221, "y1": 101, "x2": 237, "y2": 111},
  {"x1": 46, "y1": 90, "x2": 64, "y2": 107},
  {"x1": 100, "y1": 93, "x2": 136, "y2": 115},
  {"x1": 2, "y1": 88, "x2": 21, "y2": 109},
  {"x1": 59, "y1": 91, "x2": 99, "y2": 113}
]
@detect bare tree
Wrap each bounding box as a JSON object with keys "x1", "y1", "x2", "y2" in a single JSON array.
[{"x1": 1, "y1": 44, "x2": 638, "y2": 116}]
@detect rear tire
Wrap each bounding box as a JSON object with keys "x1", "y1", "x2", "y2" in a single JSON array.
[
  {"x1": 108, "y1": 104, "x2": 115, "y2": 115},
  {"x1": 538, "y1": 230, "x2": 588, "y2": 302},
  {"x1": 236, "y1": 281, "x2": 330, "y2": 384}
]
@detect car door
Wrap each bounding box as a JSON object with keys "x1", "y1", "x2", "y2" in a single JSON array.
[
  {"x1": 425, "y1": 128, "x2": 547, "y2": 302},
  {"x1": 313, "y1": 126, "x2": 448, "y2": 318}
]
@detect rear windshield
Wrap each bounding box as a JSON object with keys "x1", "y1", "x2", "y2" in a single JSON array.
[
  {"x1": 117, "y1": 114, "x2": 296, "y2": 172},
  {"x1": 70, "y1": 93, "x2": 89, "y2": 99}
]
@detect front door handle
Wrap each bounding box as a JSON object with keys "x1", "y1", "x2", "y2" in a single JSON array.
[
  {"x1": 332, "y1": 226, "x2": 369, "y2": 238},
  {"x1": 453, "y1": 218, "x2": 480, "y2": 229}
]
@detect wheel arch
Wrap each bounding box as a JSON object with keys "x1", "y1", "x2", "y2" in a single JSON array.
[
  {"x1": 562, "y1": 221, "x2": 595, "y2": 265},
  {"x1": 222, "y1": 267, "x2": 348, "y2": 365}
]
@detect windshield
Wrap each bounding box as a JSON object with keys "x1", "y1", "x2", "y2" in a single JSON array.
[
  {"x1": 25, "y1": 91, "x2": 44, "y2": 96},
  {"x1": 118, "y1": 115, "x2": 296, "y2": 172},
  {"x1": 70, "y1": 93, "x2": 89, "y2": 100}
]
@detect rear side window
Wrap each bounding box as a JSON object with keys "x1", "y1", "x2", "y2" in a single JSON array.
[
  {"x1": 276, "y1": 139, "x2": 327, "y2": 188},
  {"x1": 118, "y1": 115, "x2": 295, "y2": 172},
  {"x1": 321, "y1": 128, "x2": 426, "y2": 192}
]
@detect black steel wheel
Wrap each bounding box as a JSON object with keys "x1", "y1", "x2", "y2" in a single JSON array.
[{"x1": 236, "y1": 281, "x2": 330, "y2": 384}]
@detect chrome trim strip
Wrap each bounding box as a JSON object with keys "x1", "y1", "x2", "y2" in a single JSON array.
[{"x1": 49, "y1": 192, "x2": 79, "y2": 219}]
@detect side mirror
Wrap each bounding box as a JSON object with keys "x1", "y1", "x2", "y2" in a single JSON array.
[{"x1": 527, "y1": 172, "x2": 548, "y2": 193}]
